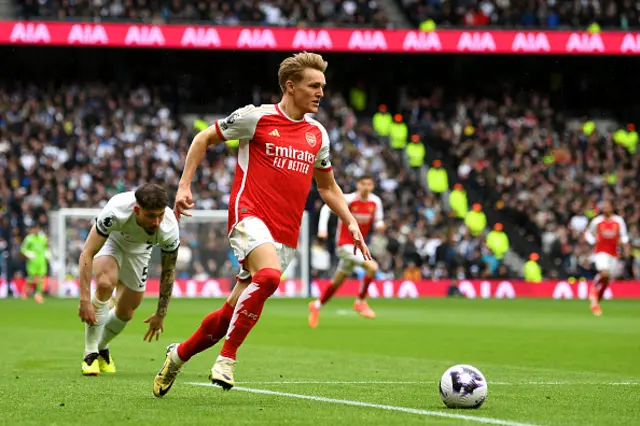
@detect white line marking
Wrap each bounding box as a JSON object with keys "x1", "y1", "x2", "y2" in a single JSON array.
[
  {"x1": 189, "y1": 380, "x2": 640, "y2": 386},
  {"x1": 188, "y1": 382, "x2": 536, "y2": 426}
]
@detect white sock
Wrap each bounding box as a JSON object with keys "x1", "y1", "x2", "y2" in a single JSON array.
[
  {"x1": 216, "y1": 355, "x2": 236, "y2": 363},
  {"x1": 98, "y1": 308, "x2": 129, "y2": 351},
  {"x1": 84, "y1": 295, "x2": 110, "y2": 356},
  {"x1": 170, "y1": 345, "x2": 185, "y2": 365},
  {"x1": 314, "y1": 300, "x2": 322, "y2": 309}
]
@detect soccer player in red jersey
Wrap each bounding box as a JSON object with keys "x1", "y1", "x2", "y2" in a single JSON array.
[
  {"x1": 309, "y1": 175, "x2": 385, "y2": 327},
  {"x1": 584, "y1": 200, "x2": 629, "y2": 316},
  {"x1": 153, "y1": 52, "x2": 370, "y2": 397}
]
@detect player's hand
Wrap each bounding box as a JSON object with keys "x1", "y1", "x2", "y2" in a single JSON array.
[
  {"x1": 348, "y1": 223, "x2": 372, "y2": 261},
  {"x1": 174, "y1": 186, "x2": 194, "y2": 222},
  {"x1": 78, "y1": 301, "x2": 97, "y2": 325},
  {"x1": 143, "y1": 313, "x2": 165, "y2": 342},
  {"x1": 317, "y1": 231, "x2": 328, "y2": 240}
]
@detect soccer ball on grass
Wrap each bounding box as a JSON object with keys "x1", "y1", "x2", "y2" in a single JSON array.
[{"x1": 439, "y1": 364, "x2": 487, "y2": 409}]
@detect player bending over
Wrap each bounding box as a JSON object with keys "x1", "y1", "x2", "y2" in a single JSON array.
[
  {"x1": 309, "y1": 175, "x2": 385, "y2": 328},
  {"x1": 584, "y1": 200, "x2": 629, "y2": 316},
  {"x1": 77, "y1": 184, "x2": 180, "y2": 376},
  {"x1": 20, "y1": 223, "x2": 49, "y2": 303},
  {"x1": 153, "y1": 51, "x2": 369, "y2": 397}
]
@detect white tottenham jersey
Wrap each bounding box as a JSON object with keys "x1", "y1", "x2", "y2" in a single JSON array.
[{"x1": 95, "y1": 192, "x2": 180, "y2": 254}]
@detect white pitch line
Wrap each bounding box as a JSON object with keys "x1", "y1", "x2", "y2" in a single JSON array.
[
  {"x1": 188, "y1": 382, "x2": 537, "y2": 426},
  {"x1": 189, "y1": 380, "x2": 640, "y2": 386}
]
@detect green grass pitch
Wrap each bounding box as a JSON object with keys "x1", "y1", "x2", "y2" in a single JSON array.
[{"x1": 1, "y1": 297, "x2": 639, "y2": 425}]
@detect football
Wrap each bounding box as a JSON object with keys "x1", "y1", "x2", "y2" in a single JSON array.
[{"x1": 439, "y1": 364, "x2": 488, "y2": 409}]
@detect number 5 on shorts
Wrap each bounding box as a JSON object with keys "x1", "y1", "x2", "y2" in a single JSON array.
[{"x1": 141, "y1": 266, "x2": 148, "y2": 283}]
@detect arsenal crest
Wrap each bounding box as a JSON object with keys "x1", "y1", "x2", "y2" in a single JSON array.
[{"x1": 305, "y1": 132, "x2": 317, "y2": 147}]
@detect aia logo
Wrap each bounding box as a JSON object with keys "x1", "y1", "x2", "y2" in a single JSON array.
[{"x1": 305, "y1": 132, "x2": 317, "y2": 147}]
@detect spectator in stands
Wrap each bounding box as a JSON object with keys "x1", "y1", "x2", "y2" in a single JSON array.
[{"x1": 17, "y1": 0, "x2": 389, "y2": 28}]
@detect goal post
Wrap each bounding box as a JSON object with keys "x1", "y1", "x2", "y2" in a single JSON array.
[{"x1": 47, "y1": 208, "x2": 311, "y2": 298}]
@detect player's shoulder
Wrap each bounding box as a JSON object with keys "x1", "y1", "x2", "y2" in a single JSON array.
[
  {"x1": 233, "y1": 104, "x2": 278, "y2": 119},
  {"x1": 104, "y1": 192, "x2": 136, "y2": 217},
  {"x1": 369, "y1": 193, "x2": 383, "y2": 205},
  {"x1": 612, "y1": 214, "x2": 626, "y2": 224},
  {"x1": 160, "y1": 206, "x2": 180, "y2": 234},
  {"x1": 304, "y1": 115, "x2": 329, "y2": 134}
]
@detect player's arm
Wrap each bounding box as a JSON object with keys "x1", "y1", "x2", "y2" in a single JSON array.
[
  {"x1": 143, "y1": 230, "x2": 180, "y2": 342},
  {"x1": 373, "y1": 196, "x2": 386, "y2": 232},
  {"x1": 619, "y1": 218, "x2": 631, "y2": 257},
  {"x1": 21, "y1": 235, "x2": 35, "y2": 260},
  {"x1": 317, "y1": 203, "x2": 332, "y2": 239},
  {"x1": 156, "y1": 248, "x2": 178, "y2": 318},
  {"x1": 175, "y1": 105, "x2": 258, "y2": 220},
  {"x1": 584, "y1": 218, "x2": 598, "y2": 245},
  {"x1": 315, "y1": 169, "x2": 371, "y2": 260}
]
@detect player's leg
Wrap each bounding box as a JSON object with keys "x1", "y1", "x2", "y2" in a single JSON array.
[
  {"x1": 308, "y1": 255, "x2": 353, "y2": 328},
  {"x1": 211, "y1": 242, "x2": 282, "y2": 390},
  {"x1": 590, "y1": 253, "x2": 610, "y2": 316},
  {"x1": 32, "y1": 269, "x2": 46, "y2": 304},
  {"x1": 96, "y1": 281, "x2": 144, "y2": 373},
  {"x1": 154, "y1": 277, "x2": 250, "y2": 397},
  {"x1": 83, "y1": 255, "x2": 119, "y2": 375},
  {"x1": 354, "y1": 259, "x2": 379, "y2": 319}
]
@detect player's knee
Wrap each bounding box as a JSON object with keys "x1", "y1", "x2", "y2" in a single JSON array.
[
  {"x1": 95, "y1": 271, "x2": 116, "y2": 296},
  {"x1": 253, "y1": 268, "x2": 281, "y2": 297},
  {"x1": 601, "y1": 270, "x2": 610, "y2": 281},
  {"x1": 366, "y1": 260, "x2": 379, "y2": 275}
]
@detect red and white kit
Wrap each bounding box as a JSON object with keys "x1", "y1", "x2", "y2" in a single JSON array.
[
  {"x1": 584, "y1": 214, "x2": 629, "y2": 276},
  {"x1": 214, "y1": 103, "x2": 332, "y2": 278},
  {"x1": 318, "y1": 191, "x2": 383, "y2": 273}
]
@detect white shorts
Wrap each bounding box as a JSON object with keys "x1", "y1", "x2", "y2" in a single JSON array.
[
  {"x1": 594, "y1": 252, "x2": 618, "y2": 276},
  {"x1": 336, "y1": 244, "x2": 368, "y2": 274},
  {"x1": 230, "y1": 217, "x2": 297, "y2": 281},
  {"x1": 94, "y1": 239, "x2": 151, "y2": 292}
]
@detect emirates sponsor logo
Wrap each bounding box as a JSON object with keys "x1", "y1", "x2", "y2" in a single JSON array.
[
  {"x1": 181, "y1": 27, "x2": 221, "y2": 47},
  {"x1": 402, "y1": 31, "x2": 442, "y2": 51},
  {"x1": 266, "y1": 143, "x2": 316, "y2": 175},
  {"x1": 10, "y1": 23, "x2": 51, "y2": 43},
  {"x1": 511, "y1": 32, "x2": 550, "y2": 52},
  {"x1": 457, "y1": 32, "x2": 496, "y2": 52},
  {"x1": 348, "y1": 30, "x2": 388, "y2": 50},
  {"x1": 236, "y1": 29, "x2": 276, "y2": 48},
  {"x1": 67, "y1": 24, "x2": 108, "y2": 45},
  {"x1": 565, "y1": 33, "x2": 604, "y2": 52},
  {"x1": 620, "y1": 34, "x2": 640, "y2": 53},
  {"x1": 124, "y1": 26, "x2": 165, "y2": 46},
  {"x1": 292, "y1": 29, "x2": 333, "y2": 49}
]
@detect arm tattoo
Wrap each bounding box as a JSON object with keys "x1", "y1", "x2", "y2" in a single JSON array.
[{"x1": 157, "y1": 250, "x2": 178, "y2": 317}]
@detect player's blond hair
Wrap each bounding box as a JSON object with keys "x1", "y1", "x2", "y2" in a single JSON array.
[{"x1": 278, "y1": 52, "x2": 328, "y2": 93}]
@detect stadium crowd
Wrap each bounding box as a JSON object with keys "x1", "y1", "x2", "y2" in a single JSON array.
[
  {"x1": 0, "y1": 81, "x2": 511, "y2": 291},
  {"x1": 397, "y1": 88, "x2": 640, "y2": 280},
  {"x1": 16, "y1": 0, "x2": 389, "y2": 28},
  {"x1": 402, "y1": 0, "x2": 640, "y2": 29}
]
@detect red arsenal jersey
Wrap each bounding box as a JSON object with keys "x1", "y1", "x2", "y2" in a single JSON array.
[{"x1": 215, "y1": 104, "x2": 332, "y2": 248}]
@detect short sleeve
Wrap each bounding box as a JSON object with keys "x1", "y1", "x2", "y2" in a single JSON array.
[
  {"x1": 214, "y1": 104, "x2": 261, "y2": 141},
  {"x1": 161, "y1": 226, "x2": 180, "y2": 253},
  {"x1": 95, "y1": 202, "x2": 121, "y2": 237},
  {"x1": 314, "y1": 123, "x2": 332, "y2": 171}
]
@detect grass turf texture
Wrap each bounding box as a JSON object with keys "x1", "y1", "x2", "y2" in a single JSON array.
[{"x1": 1, "y1": 298, "x2": 639, "y2": 426}]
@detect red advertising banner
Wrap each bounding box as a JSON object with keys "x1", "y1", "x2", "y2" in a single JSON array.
[
  {"x1": 2, "y1": 21, "x2": 640, "y2": 54},
  {"x1": 2, "y1": 278, "x2": 640, "y2": 300}
]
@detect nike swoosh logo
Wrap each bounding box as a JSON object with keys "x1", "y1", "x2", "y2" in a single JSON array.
[{"x1": 157, "y1": 381, "x2": 173, "y2": 396}]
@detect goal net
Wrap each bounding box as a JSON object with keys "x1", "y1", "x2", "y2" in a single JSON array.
[{"x1": 47, "y1": 209, "x2": 310, "y2": 298}]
